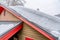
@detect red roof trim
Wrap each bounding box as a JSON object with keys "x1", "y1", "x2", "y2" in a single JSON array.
[
  {"x1": 0, "y1": 6, "x2": 4, "y2": 14},
  {"x1": 0, "y1": 23, "x2": 23, "y2": 40},
  {"x1": 0, "y1": 5, "x2": 55, "y2": 40}
]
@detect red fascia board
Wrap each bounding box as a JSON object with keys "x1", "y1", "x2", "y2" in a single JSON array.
[
  {"x1": 0, "y1": 5, "x2": 55, "y2": 40},
  {"x1": 0, "y1": 23, "x2": 23, "y2": 40},
  {"x1": 0, "y1": 6, "x2": 4, "y2": 14}
]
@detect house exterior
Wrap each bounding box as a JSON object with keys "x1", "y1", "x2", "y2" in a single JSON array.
[
  {"x1": 0, "y1": 3, "x2": 60, "y2": 40},
  {"x1": 0, "y1": 5, "x2": 23, "y2": 40}
]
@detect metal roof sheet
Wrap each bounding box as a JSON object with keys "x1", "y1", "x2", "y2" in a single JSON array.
[
  {"x1": 9, "y1": 6, "x2": 60, "y2": 38},
  {"x1": 0, "y1": 21, "x2": 21, "y2": 37},
  {"x1": 0, "y1": 4, "x2": 60, "y2": 39}
]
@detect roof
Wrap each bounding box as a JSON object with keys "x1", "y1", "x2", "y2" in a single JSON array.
[
  {"x1": 9, "y1": 6, "x2": 60, "y2": 39},
  {"x1": 1, "y1": 4, "x2": 60, "y2": 40},
  {"x1": 0, "y1": 21, "x2": 21, "y2": 37}
]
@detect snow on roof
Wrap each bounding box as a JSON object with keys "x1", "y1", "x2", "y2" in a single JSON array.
[
  {"x1": 9, "y1": 6, "x2": 60, "y2": 38},
  {"x1": 0, "y1": 21, "x2": 21, "y2": 37},
  {"x1": 1, "y1": 4, "x2": 60, "y2": 39}
]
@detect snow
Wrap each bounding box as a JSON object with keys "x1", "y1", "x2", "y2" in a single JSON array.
[{"x1": 0, "y1": 22, "x2": 21, "y2": 37}]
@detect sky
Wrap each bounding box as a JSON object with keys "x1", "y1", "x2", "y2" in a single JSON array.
[{"x1": 25, "y1": 0, "x2": 60, "y2": 16}]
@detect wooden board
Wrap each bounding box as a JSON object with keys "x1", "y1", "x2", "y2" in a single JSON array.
[
  {"x1": 0, "y1": 10, "x2": 20, "y2": 21},
  {"x1": 17, "y1": 23, "x2": 49, "y2": 40}
]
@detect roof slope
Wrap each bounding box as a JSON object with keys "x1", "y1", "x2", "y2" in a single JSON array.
[
  {"x1": 1, "y1": 4, "x2": 60, "y2": 40},
  {"x1": 0, "y1": 21, "x2": 21, "y2": 37},
  {"x1": 9, "y1": 6, "x2": 60, "y2": 39}
]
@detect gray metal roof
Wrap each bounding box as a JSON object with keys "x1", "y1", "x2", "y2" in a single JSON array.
[
  {"x1": 0, "y1": 4, "x2": 60, "y2": 39},
  {"x1": 0, "y1": 21, "x2": 21, "y2": 37},
  {"x1": 8, "y1": 6, "x2": 60, "y2": 39}
]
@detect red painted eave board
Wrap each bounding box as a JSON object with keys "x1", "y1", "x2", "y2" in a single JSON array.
[
  {"x1": 0, "y1": 23, "x2": 23, "y2": 40},
  {"x1": 0, "y1": 6, "x2": 4, "y2": 14},
  {"x1": 0, "y1": 4, "x2": 55, "y2": 40}
]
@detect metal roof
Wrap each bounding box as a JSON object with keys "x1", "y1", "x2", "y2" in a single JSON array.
[
  {"x1": 0, "y1": 21, "x2": 21, "y2": 37},
  {"x1": 0, "y1": 4, "x2": 60, "y2": 40},
  {"x1": 9, "y1": 6, "x2": 60, "y2": 39}
]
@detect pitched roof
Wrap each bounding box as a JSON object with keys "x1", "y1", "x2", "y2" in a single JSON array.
[
  {"x1": 0, "y1": 21, "x2": 21, "y2": 37},
  {"x1": 1, "y1": 4, "x2": 60, "y2": 40},
  {"x1": 10, "y1": 6, "x2": 60, "y2": 39}
]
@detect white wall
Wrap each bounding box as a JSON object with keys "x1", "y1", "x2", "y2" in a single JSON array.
[{"x1": 25, "y1": 0, "x2": 60, "y2": 16}]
